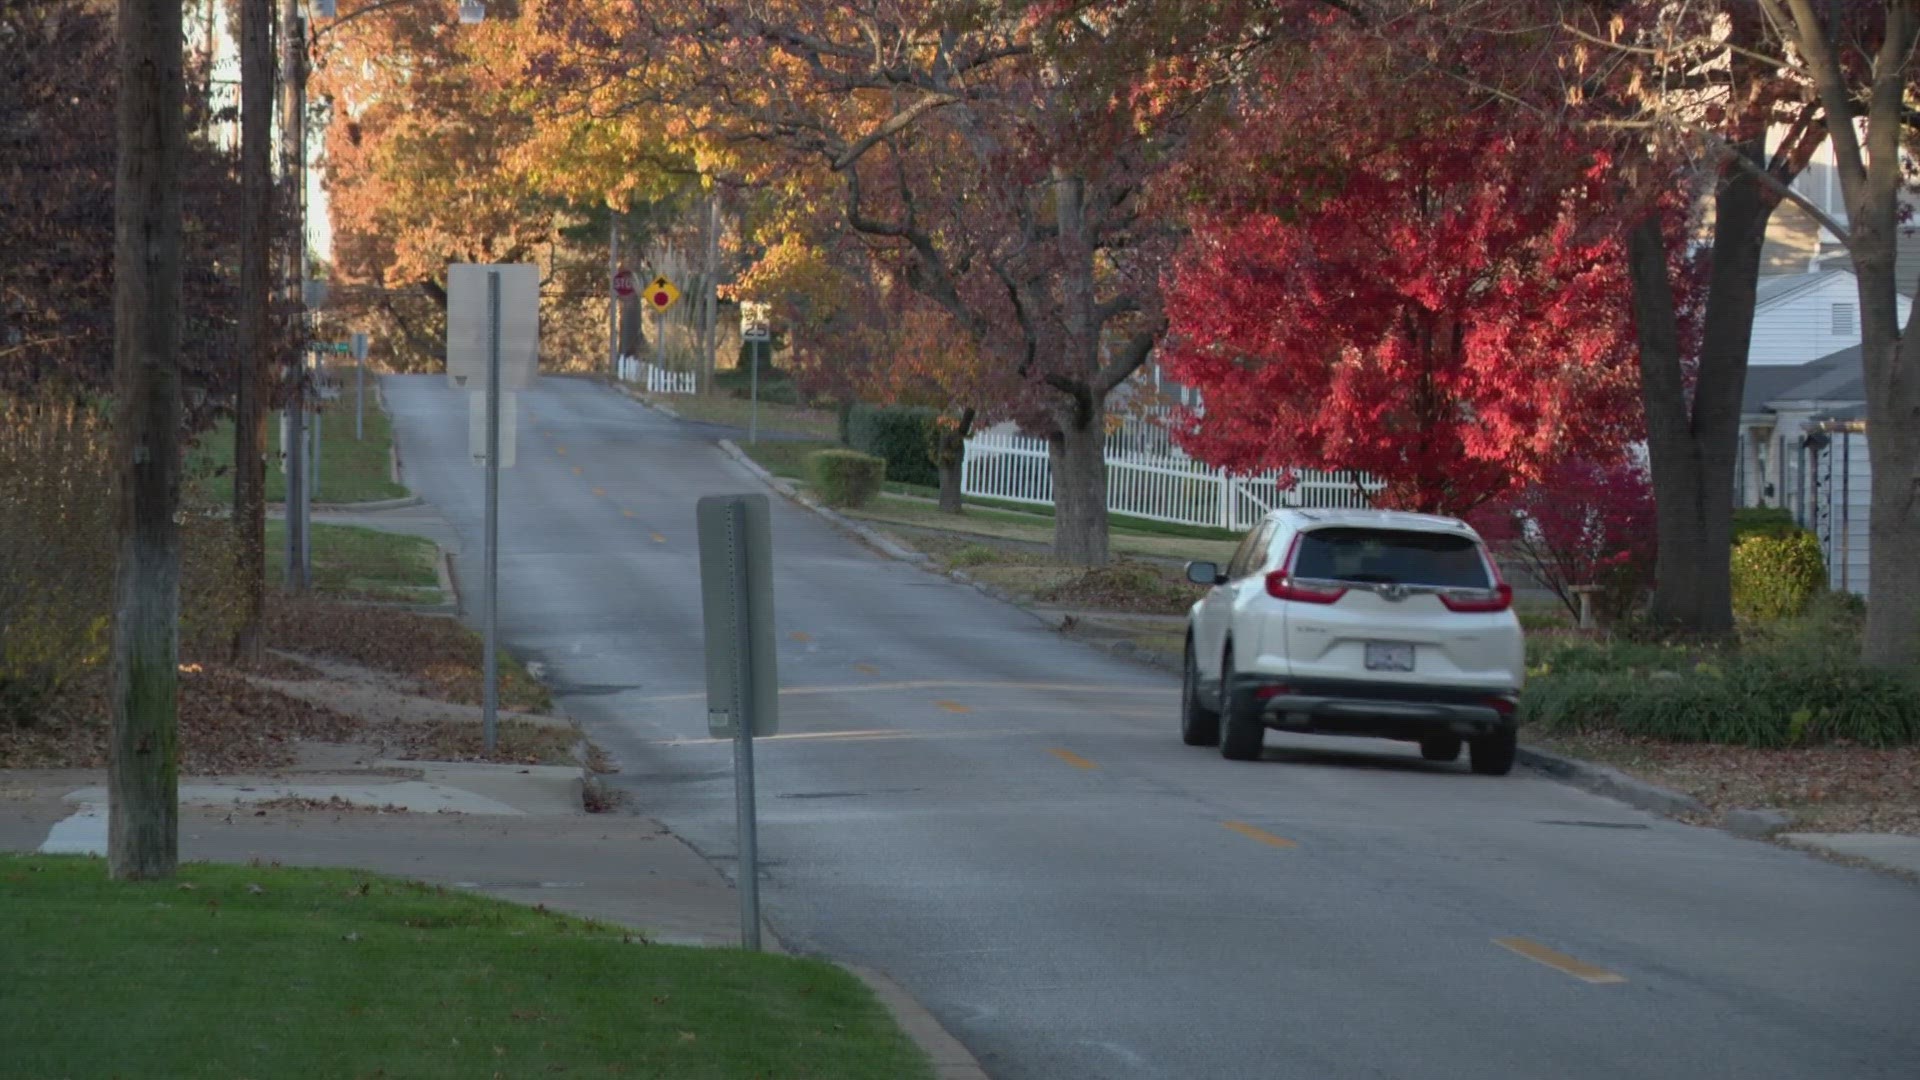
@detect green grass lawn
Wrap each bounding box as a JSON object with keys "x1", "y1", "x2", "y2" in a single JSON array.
[
  {"x1": 191, "y1": 371, "x2": 408, "y2": 505},
  {"x1": 658, "y1": 395, "x2": 840, "y2": 440},
  {"x1": 736, "y1": 439, "x2": 1241, "y2": 560},
  {"x1": 1, "y1": 855, "x2": 930, "y2": 1080},
  {"x1": 266, "y1": 520, "x2": 442, "y2": 603}
]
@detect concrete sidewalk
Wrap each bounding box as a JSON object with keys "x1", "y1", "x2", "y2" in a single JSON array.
[{"x1": 1, "y1": 764, "x2": 751, "y2": 947}]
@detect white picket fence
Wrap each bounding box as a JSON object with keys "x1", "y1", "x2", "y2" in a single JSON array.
[
  {"x1": 616, "y1": 355, "x2": 696, "y2": 395},
  {"x1": 961, "y1": 419, "x2": 1382, "y2": 532}
]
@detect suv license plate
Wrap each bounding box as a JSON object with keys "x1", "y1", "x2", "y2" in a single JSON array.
[{"x1": 1365, "y1": 642, "x2": 1415, "y2": 672}]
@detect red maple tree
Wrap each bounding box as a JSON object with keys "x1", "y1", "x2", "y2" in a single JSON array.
[{"x1": 1159, "y1": 54, "x2": 1646, "y2": 515}]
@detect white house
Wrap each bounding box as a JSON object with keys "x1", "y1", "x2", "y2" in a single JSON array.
[
  {"x1": 1736, "y1": 344, "x2": 1872, "y2": 596},
  {"x1": 1747, "y1": 269, "x2": 1908, "y2": 368}
]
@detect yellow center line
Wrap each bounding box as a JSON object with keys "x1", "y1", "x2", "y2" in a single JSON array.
[
  {"x1": 852, "y1": 663, "x2": 880, "y2": 676},
  {"x1": 622, "y1": 510, "x2": 636, "y2": 519},
  {"x1": 1048, "y1": 748, "x2": 1097, "y2": 770},
  {"x1": 592, "y1": 486, "x2": 606, "y2": 497},
  {"x1": 555, "y1": 445, "x2": 567, "y2": 456},
  {"x1": 571, "y1": 465, "x2": 583, "y2": 476},
  {"x1": 650, "y1": 532, "x2": 667, "y2": 544},
  {"x1": 790, "y1": 631, "x2": 812, "y2": 643},
  {"x1": 934, "y1": 700, "x2": 972, "y2": 714},
  {"x1": 1493, "y1": 938, "x2": 1626, "y2": 985},
  {"x1": 1223, "y1": 821, "x2": 1297, "y2": 848}
]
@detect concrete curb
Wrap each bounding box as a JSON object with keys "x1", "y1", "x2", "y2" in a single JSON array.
[
  {"x1": 837, "y1": 963, "x2": 991, "y2": 1080},
  {"x1": 1513, "y1": 745, "x2": 1706, "y2": 815},
  {"x1": 613, "y1": 382, "x2": 684, "y2": 420},
  {"x1": 717, "y1": 439, "x2": 930, "y2": 563},
  {"x1": 312, "y1": 493, "x2": 424, "y2": 513}
]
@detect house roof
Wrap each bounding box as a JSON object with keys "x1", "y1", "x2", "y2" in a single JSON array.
[
  {"x1": 1742, "y1": 344, "x2": 1866, "y2": 412},
  {"x1": 1754, "y1": 269, "x2": 1852, "y2": 309}
]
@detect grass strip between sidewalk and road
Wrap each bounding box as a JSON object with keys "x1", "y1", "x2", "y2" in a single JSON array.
[
  {"x1": 265, "y1": 520, "x2": 443, "y2": 604},
  {"x1": 736, "y1": 438, "x2": 1241, "y2": 561},
  {"x1": 1, "y1": 855, "x2": 933, "y2": 1080},
  {"x1": 652, "y1": 394, "x2": 841, "y2": 440},
  {"x1": 190, "y1": 371, "x2": 408, "y2": 505}
]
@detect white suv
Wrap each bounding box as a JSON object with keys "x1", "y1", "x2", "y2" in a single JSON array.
[{"x1": 1181, "y1": 509, "x2": 1525, "y2": 775}]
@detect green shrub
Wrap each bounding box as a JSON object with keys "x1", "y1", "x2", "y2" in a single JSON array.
[
  {"x1": 1732, "y1": 506, "x2": 1801, "y2": 541},
  {"x1": 1730, "y1": 530, "x2": 1826, "y2": 622},
  {"x1": 845, "y1": 405, "x2": 938, "y2": 487},
  {"x1": 713, "y1": 366, "x2": 799, "y2": 405},
  {"x1": 1, "y1": 397, "x2": 245, "y2": 729},
  {"x1": 1522, "y1": 659, "x2": 1920, "y2": 748},
  {"x1": 808, "y1": 450, "x2": 885, "y2": 509}
]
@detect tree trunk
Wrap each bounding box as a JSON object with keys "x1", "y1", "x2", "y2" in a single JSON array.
[
  {"x1": 279, "y1": 0, "x2": 306, "y2": 593},
  {"x1": 935, "y1": 407, "x2": 975, "y2": 515},
  {"x1": 618, "y1": 292, "x2": 641, "y2": 361},
  {"x1": 1627, "y1": 145, "x2": 1771, "y2": 633},
  {"x1": 1861, "y1": 351, "x2": 1920, "y2": 667},
  {"x1": 109, "y1": 0, "x2": 185, "y2": 881},
  {"x1": 231, "y1": 0, "x2": 273, "y2": 661},
  {"x1": 1050, "y1": 413, "x2": 1109, "y2": 566}
]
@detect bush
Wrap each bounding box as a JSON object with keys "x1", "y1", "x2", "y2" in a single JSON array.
[
  {"x1": 808, "y1": 450, "x2": 885, "y2": 508},
  {"x1": 1732, "y1": 506, "x2": 1801, "y2": 541},
  {"x1": 845, "y1": 405, "x2": 938, "y2": 487},
  {"x1": 713, "y1": 365, "x2": 800, "y2": 405},
  {"x1": 1522, "y1": 660, "x2": 1920, "y2": 748},
  {"x1": 1, "y1": 396, "x2": 246, "y2": 729},
  {"x1": 1730, "y1": 530, "x2": 1825, "y2": 622},
  {"x1": 1469, "y1": 458, "x2": 1655, "y2": 627}
]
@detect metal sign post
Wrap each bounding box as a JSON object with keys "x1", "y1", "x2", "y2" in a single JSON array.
[
  {"x1": 351, "y1": 331, "x2": 369, "y2": 440},
  {"x1": 483, "y1": 270, "x2": 501, "y2": 753},
  {"x1": 446, "y1": 262, "x2": 538, "y2": 756},
  {"x1": 697, "y1": 494, "x2": 779, "y2": 951},
  {"x1": 741, "y1": 302, "x2": 770, "y2": 447}
]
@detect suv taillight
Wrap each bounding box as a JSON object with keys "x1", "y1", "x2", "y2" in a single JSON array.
[
  {"x1": 1265, "y1": 570, "x2": 1346, "y2": 604},
  {"x1": 1266, "y1": 532, "x2": 1347, "y2": 603},
  {"x1": 1439, "y1": 547, "x2": 1513, "y2": 612}
]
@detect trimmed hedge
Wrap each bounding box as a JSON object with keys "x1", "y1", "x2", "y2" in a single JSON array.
[
  {"x1": 1731, "y1": 530, "x2": 1826, "y2": 622},
  {"x1": 846, "y1": 405, "x2": 938, "y2": 488},
  {"x1": 1732, "y1": 506, "x2": 1801, "y2": 541},
  {"x1": 1522, "y1": 660, "x2": 1920, "y2": 748},
  {"x1": 808, "y1": 449, "x2": 885, "y2": 508}
]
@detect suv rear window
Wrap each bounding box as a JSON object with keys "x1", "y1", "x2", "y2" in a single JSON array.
[{"x1": 1290, "y1": 528, "x2": 1490, "y2": 589}]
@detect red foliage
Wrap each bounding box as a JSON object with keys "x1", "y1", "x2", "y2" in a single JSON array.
[
  {"x1": 1159, "y1": 47, "x2": 1645, "y2": 515},
  {"x1": 1470, "y1": 458, "x2": 1657, "y2": 625}
]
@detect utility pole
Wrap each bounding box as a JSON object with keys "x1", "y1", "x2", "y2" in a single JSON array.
[
  {"x1": 233, "y1": 0, "x2": 274, "y2": 657},
  {"x1": 109, "y1": 0, "x2": 186, "y2": 880},
  {"x1": 280, "y1": 0, "x2": 308, "y2": 592},
  {"x1": 608, "y1": 215, "x2": 619, "y2": 378},
  {"x1": 702, "y1": 193, "x2": 719, "y2": 396}
]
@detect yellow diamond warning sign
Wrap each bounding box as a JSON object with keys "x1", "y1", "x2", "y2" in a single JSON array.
[{"x1": 645, "y1": 275, "x2": 681, "y2": 312}]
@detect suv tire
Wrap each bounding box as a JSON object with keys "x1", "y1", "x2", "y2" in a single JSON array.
[
  {"x1": 1218, "y1": 647, "x2": 1265, "y2": 762},
  {"x1": 1419, "y1": 736, "x2": 1462, "y2": 763},
  {"x1": 1180, "y1": 636, "x2": 1221, "y2": 746},
  {"x1": 1469, "y1": 730, "x2": 1517, "y2": 776}
]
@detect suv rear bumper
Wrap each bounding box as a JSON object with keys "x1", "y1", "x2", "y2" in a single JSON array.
[{"x1": 1230, "y1": 676, "x2": 1518, "y2": 740}]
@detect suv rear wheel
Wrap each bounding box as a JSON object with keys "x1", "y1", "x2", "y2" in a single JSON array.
[
  {"x1": 1218, "y1": 646, "x2": 1265, "y2": 762},
  {"x1": 1469, "y1": 730, "x2": 1517, "y2": 776},
  {"x1": 1180, "y1": 636, "x2": 1221, "y2": 747}
]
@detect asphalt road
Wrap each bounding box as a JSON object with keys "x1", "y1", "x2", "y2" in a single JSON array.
[{"x1": 385, "y1": 374, "x2": 1920, "y2": 1080}]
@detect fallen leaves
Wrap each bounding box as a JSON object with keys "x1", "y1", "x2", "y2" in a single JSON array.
[{"x1": 1534, "y1": 730, "x2": 1920, "y2": 835}]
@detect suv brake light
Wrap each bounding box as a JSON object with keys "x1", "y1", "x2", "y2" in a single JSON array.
[
  {"x1": 1440, "y1": 547, "x2": 1512, "y2": 612},
  {"x1": 1265, "y1": 571, "x2": 1347, "y2": 603},
  {"x1": 1266, "y1": 532, "x2": 1347, "y2": 603}
]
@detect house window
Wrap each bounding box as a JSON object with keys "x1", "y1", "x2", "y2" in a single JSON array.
[{"x1": 1832, "y1": 302, "x2": 1857, "y2": 335}]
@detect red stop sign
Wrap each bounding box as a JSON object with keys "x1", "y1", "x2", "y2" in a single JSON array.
[{"x1": 613, "y1": 269, "x2": 635, "y2": 297}]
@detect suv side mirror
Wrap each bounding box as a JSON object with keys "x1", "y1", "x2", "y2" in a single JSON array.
[{"x1": 1186, "y1": 560, "x2": 1225, "y2": 586}]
